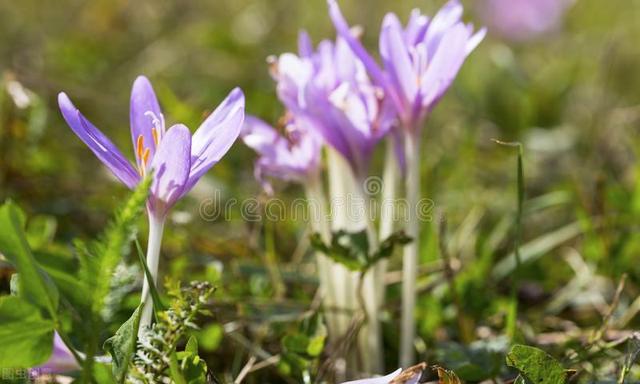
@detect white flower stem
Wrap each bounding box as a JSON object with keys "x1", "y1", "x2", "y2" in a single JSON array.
[
  {"x1": 400, "y1": 131, "x2": 420, "y2": 367},
  {"x1": 327, "y1": 148, "x2": 383, "y2": 375},
  {"x1": 304, "y1": 171, "x2": 337, "y2": 333},
  {"x1": 377, "y1": 137, "x2": 399, "y2": 305},
  {"x1": 140, "y1": 213, "x2": 165, "y2": 328}
]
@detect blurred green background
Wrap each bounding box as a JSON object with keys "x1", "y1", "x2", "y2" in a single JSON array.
[{"x1": 1, "y1": 0, "x2": 640, "y2": 381}]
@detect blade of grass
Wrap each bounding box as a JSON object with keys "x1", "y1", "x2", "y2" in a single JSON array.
[{"x1": 135, "y1": 238, "x2": 166, "y2": 316}]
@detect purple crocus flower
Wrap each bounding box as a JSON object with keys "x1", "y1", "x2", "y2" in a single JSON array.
[
  {"x1": 59, "y1": 76, "x2": 244, "y2": 327},
  {"x1": 58, "y1": 76, "x2": 245, "y2": 218},
  {"x1": 31, "y1": 332, "x2": 80, "y2": 376},
  {"x1": 241, "y1": 114, "x2": 322, "y2": 194},
  {"x1": 269, "y1": 32, "x2": 396, "y2": 178},
  {"x1": 328, "y1": 0, "x2": 485, "y2": 131},
  {"x1": 477, "y1": 0, "x2": 573, "y2": 42}
]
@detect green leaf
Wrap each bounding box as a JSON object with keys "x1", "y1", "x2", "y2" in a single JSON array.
[
  {"x1": 370, "y1": 230, "x2": 412, "y2": 264},
  {"x1": 103, "y1": 304, "x2": 143, "y2": 383},
  {"x1": 506, "y1": 344, "x2": 568, "y2": 384},
  {"x1": 311, "y1": 230, "x2": 410, "y2": 272},
  {"x1": 310, "y1": 229, "x2": 369, "y2": 271},
  {"x1": 0, "y1": 201, "x2": 59, "y2": 316},
  {"x1": 169, "y1": 351, "x2": 187, "y2": 384},
  {"x1": 179, "y1": 346, "x2": 208, "y2": 384},
  {"x1": 0, "y1": 296, "x2": 55, "y2": 368},
  {"x1": 135, "y1": 238, "x2": 166, "y2": 312},
  {"x1": 93, "y1": 362, "x2": 117, "y2": 384},
  {"x1": 185, "y1": 336, "x2": 198, "y2": 355}
]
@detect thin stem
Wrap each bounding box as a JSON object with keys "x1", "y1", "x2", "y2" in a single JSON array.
[
  {"x1": 304, "y1": 171, "x2": 336, "y2": 330},
  {"x1": 140, "y1": 212, "x2": 165, "y2": 328},
  {"x1": 263, "y1": 217, "x2": 286, "y2": 299},
  {"x1": 377, "y1": 137, "x2": 399, "y2": 309},
  {"x1": 400, "y1": 131, "x2": 420, "y2": 367}
]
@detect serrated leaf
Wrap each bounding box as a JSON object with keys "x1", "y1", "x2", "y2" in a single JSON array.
[
  {"x1": 0, "y1": 296, "x2": 55, "y2": 368},
  {"x1": 88, "y1": 176, "x2": 151, "y2": 317},
  {"x1": 506, "y1": 344, "x2": 568, "y2": 384},
  {"x1": 103, "y1": 304, "x2": 143, "y2": 383}
]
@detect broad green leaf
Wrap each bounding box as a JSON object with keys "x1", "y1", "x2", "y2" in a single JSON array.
[
  {"x1": 0, "y1": 296, "x2": 55, "y2": 368},
  {"x1": 103, "y1": 304, "x2": 143, "y2": 383},
  {"x1": 34, "y1": 249, "x2": 90, "y2": 311},
  {"x1": 0, "y1": 201, "x2": 59, "y2": 316},
  {"x1": 506, "y1": 344, "x2": 568, "y2": 384}
]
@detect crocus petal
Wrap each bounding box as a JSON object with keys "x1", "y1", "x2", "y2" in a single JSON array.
[
  {"x1": 424, "y1": 0, "x2": 464, "y2": 51},
  {"x1": 148, "y1": 124, "x2": 191, "y2": 216},
  {"x1": 32, "y1": 332, "x2": 80, "y2": 375},
  {"x1": 419, "y1": 23, "x2": 471, "y2": 108},
  {"x1": 405, "y1": 9, "x2": 430, "y2": 45},
  {"x1": 328, "y1": 0, "x2": 405, "y2": 116},
  {"x1": 58, "y1": 93, "x2": 140, "y2": 189},
  {"x1": 380, "y1": 13, "x2": 418, "y2": 108},
  {"x1": 466, "y1": 25, "x2": 487, "y2": 54},
  {"x1": 130, "y1": 76, "x2": 163, "y2": 164},
  {"x1": 185, "y1": 88, "x2": 245, "y2": 192},
  {"x1": 341, "y1": 368, "x2": 402, "y2": 384},
  {"x1": 298, "y1": 30, "x2": 314, "y2": 58},
  {"x1": 242, "y1": 116, "x2": 280, "y2": 155}
]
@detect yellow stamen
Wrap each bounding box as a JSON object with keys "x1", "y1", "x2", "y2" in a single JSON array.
[
  {"x1": 142, "y1": 148, "x2": 150, "y2": 168},
  {"x1": 152, "y1": 128, "x2": 159, "y2": 146},
  {"x1": 136, "y1": 135, "x2": 144, "y2": 162}
]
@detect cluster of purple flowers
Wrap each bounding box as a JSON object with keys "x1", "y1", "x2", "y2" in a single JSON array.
[{"x1": 243, "y1": 0, "x2": 485, "y2": 186}]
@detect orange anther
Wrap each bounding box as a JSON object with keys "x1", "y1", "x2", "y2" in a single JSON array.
[
  {"x1": 136, "y1": 135, "x2": 145, "y2": 161},
  {"x1": 152, "y1": 128, "x2": 159, "y2": 146}
]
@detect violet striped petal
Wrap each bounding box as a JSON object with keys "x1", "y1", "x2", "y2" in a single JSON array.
[
  {"x1": 148, "y1": 124, "x2": 191, "y2": 217},
  {"x1": 130, "y1": 76, "x2": 163, "y2": 165},
  {"x1": 419, "y1": 23, "x2": 471, "y2": 109},
  {"x1": 380, "y1": 13, "x2": 418, "y2": 108},
  {"x1": 327, "y1": 0, "x2": 404, "y2": 112},
  {"x1": 58, "y1": 93, "x2": 140, "y2": 189},
  {"x1": 185, "y1": 88, "x2": 245, "y2": 192}
]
